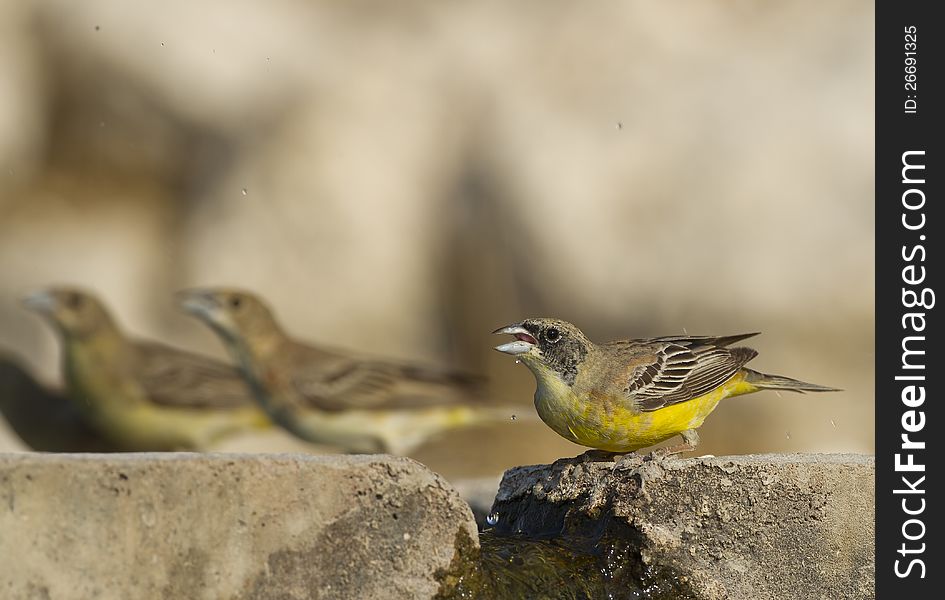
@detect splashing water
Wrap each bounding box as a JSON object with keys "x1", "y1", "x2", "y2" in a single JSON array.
[{"x1": 438, "y1": 529, "x2": 695, "y2": 599}]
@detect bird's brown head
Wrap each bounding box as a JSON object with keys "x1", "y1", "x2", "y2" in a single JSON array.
[
  {"x1": 492, "y1": 318, "x2": 591, "y2": 386},
  {"x1": 22, "y1": 287, "x2": 117, "y2": 339},
  {"x1": 176, "y1": 288, "x2": 282, "y2": 346}
]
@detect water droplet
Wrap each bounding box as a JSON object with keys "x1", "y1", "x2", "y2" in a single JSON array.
[
  {"x1": 94, "y1": 25, "x2": 100, "y2": 31},
  {"x1": 514, "y1": 359, "x2": 521, "y2": 364},
  {"x1": 241, "y1": 188, "x2": 247, "y2": 196},
  {"x1": 682, "y1": 326, "x2": 688, "y2": 334},
  {"x1": 486, "y1": 512, "x2": 499, "y2": 526},
  {"x1": 510, "y1": 414, "x2": 516, "y2": 421},
  {"x1": 402, "y1": 532, "x2": 411, "y2": 541},
  {"x1": 266, "y1": 57, "x2": 271, "y2": 62},
  {"x1": 830, "y1": 419, "x2": 837, "y2": 428},
  {"x1": 616, "y1": 122, "x2": 623, "y2": 130},
  {"x1": 785, "y1": 431, "x2": 791, "y2": 440},
  {"x1": 160, "y1": 42, "x2": 165, "y2": 47}
]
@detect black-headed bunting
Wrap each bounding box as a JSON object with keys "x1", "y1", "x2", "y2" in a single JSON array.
[{"x1": 493, "y1": 318, "x2": 839, "y2": 457}]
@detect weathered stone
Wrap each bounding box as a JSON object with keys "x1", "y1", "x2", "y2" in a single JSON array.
[
  {"x1": 491, "y1": 453, "x2": 874, "y2": 599},
  {"x1": 0, "y1": 453, "x2": 478, "y2": 600}
]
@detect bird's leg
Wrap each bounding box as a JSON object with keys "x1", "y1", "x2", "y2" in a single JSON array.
[
  {"x1": 612, "y1": 451, "x2": 644, "y2": 470},
  {"x1": 579, "y1": 449, "x2": 619, "y2": 463},
  {"x1": 679, "y1": 429, "x2": 700, "y2": 451},
  {"x1": 553, "y1": 448, "x2": 618, "y2": 467},
  {"x1": 647, "y1": 429, "x2": 700, "y2": 459}
]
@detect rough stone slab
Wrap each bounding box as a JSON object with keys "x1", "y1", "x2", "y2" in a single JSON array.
[
  {"x1": 0, "y1": 453, "x2": 478, "y2": 600},
  {"x1": 492, "y1": 453, "x2": 874, "y2": 599}
]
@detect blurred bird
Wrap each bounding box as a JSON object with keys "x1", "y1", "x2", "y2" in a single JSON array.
[
  {"x1": 178, "y1": 288, "x2": 512, "y2": 455},
  {"x1": 493, "y1": 318, "x2": 840, "y2": 456},
  {"x1": 22, "y1": 287, "x2": 269, "y2": 451}
]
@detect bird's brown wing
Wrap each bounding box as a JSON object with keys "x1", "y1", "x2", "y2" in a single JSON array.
[
  {"x1": 286, "y1": 344, "x2": 483, "y2": 412},
  {"x1": 134, "y1": 342, "x2": 254, "y2": 409},
  {"x1": 643, "y1": 332, "x2": 760, "y2": 347},
  {"x1": 609, "y1": 337, "x2": 758, "y2": 411}
]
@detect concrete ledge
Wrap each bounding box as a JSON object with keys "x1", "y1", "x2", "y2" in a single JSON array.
[
  {"x1": 491, "y1": 453, "x2": 875, "y2": 599},
  {"x1": 0, "y1": 453, "x2": 478, "y2": 600}
]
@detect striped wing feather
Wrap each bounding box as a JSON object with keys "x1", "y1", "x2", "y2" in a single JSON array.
[{"x1": 613, "y1": 335, "x2": 759, "y2": 411}]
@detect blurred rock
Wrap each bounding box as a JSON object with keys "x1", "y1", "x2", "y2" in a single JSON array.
[
  {"x1": 491, "y1": 453, "x2": 874, "y2": 599},
  {"x1": 0, "y1": 453, "x2": 478, "y2": 599},
  {"x1": 0, "y1": 352, "x2": 118, "y2": 452},
  {"x1": 0, "y1": 2, "x2": 46, "y2": 191}
]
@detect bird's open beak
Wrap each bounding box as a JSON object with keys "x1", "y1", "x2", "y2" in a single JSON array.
[
  {"x1": 22, "y1": 290, "x2": 57, "y2": 314},
  {"x1": 492, "y1": 324, "x2": 538, "y2": 355}
]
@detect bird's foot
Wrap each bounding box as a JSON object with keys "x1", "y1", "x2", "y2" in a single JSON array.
[
  {"x1": 578, "y1": 449, "x2": 619, "y2": 463},
  {"x1": 644, "y1": 429, "x2": 700, "y2": 461},
  {"x1": 552, "y1": 449, "x2": 617, "y2": 468},
  {"x1": 611, "y1": 452, "x2": 645, "y2": 472}
]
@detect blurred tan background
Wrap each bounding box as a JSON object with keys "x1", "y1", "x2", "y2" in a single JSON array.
[{"x1": 0, "y1": 0, "x2": 873, "y2": 478}]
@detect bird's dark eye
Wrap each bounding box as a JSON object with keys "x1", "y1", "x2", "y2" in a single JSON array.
[
  {"x1": 545, "y1": 328, "x2": 561, "y2": 343},
  {"x1": 229, "y1": 296, "x2": 242, "y2": 309},
  {"x1": 65, "y1": 292, "x2": 82, "y2": 309}
]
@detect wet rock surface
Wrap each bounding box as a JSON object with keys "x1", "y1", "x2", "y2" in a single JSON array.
[
  {"x1": 490, "y1": 453, "x2": 874, "y2": 599},
  {"x1": 0, "y1": 453, "x2": 478, "y2": 600}
]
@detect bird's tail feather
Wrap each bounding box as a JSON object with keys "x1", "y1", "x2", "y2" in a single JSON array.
[{"x1": 743, "y1": 368, "x2": 841, "y2": 393}]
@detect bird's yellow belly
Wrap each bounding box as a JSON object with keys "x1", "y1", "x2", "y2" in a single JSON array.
[{"x1": 535, "y1": 372, "x2": 757, "y2": 452}]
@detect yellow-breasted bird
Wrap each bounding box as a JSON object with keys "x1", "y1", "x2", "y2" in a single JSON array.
[
  {"x1": 23, "y1": 287, "x2": 269, "y2": 451},
  {"x1": 178, "y1": 288, "x2": 513, "y2": 455},
  {"x1": 493, "y1": 318, "x2": 839, "y2": 456}
]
